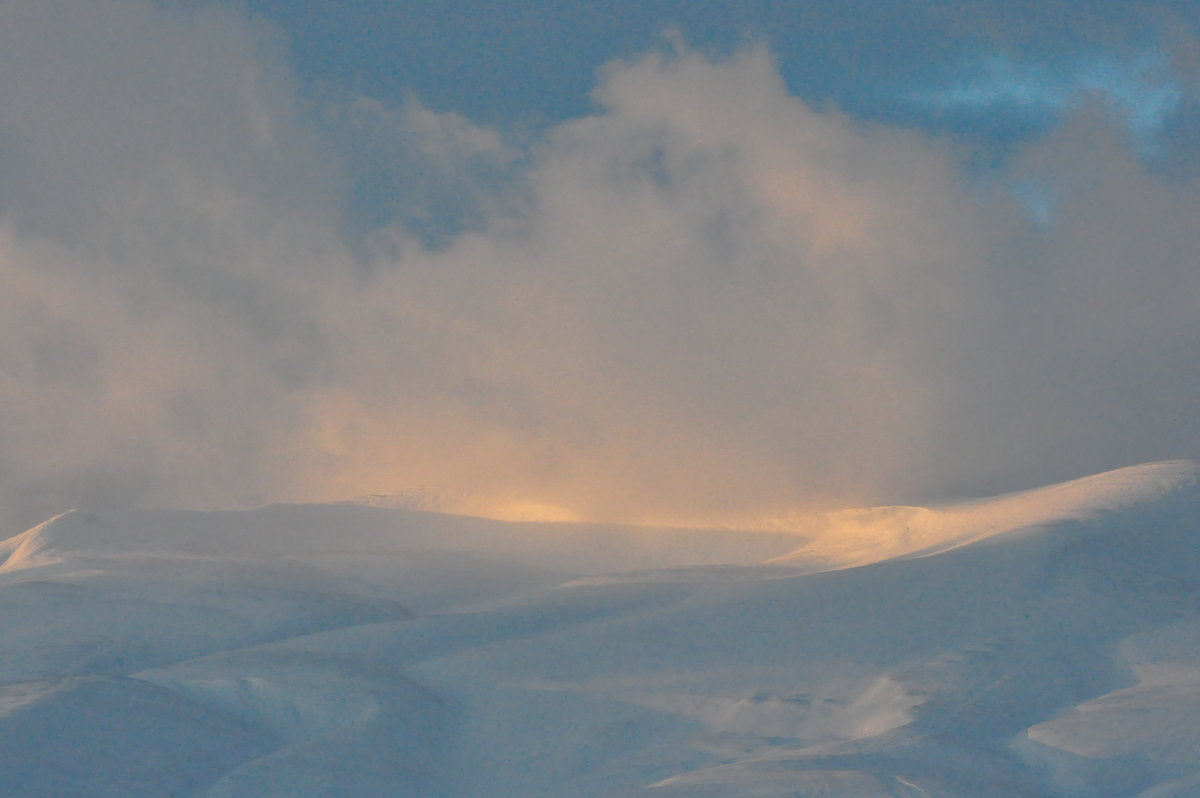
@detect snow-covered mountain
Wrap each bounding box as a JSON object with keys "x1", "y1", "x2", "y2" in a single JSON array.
[{"x1": 2, "y1": 461, "x2": 1199, "y2": 796}]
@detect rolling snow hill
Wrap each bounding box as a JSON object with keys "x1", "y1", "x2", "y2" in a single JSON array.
[{"x1": 2, "y1": 461, "x2": 1199, "y2": 796}]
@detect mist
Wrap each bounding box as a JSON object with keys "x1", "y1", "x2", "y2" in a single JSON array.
[{"x1": 2, "y1": 0, "x2": 1199, "y2": 532}]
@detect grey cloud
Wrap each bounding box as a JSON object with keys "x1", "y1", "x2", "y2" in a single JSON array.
[{"x1": 0, "y1": 0, "x2": 349, "y2": 532}]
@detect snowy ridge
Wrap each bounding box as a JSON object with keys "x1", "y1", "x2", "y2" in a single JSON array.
[
  {"x1": 766, "y1": 459, "x2": 1200, "y2": 571},
  {"x1": 0, "y1": 502, "x2": 803, "y2": 578},
  {"x1": 2, "y1": 461, "x2": 1200, "y2": 796}
]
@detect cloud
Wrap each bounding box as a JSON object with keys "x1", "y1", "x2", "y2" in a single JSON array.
[
  {"x1": 0, "y1": 0, "x2": 348, "y2": 529},
  {"x1": 931, "y1": 102, "x2": 1200, "y2": 495},
  {"x1": 322, "y1": 48, "x2": 987, "y2": 518},
  {"x1": 2, "y1": 1, "x2": 1199, "y2": 532}
]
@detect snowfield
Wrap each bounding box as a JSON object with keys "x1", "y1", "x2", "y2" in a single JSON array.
[{"x1": 2, "y1": 461, "x2": 1200, "y2": 797}]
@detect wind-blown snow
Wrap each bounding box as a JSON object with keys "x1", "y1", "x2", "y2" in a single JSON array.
[{"x1": 2, "y1": 460, "x2": 1199, "y2": 796}]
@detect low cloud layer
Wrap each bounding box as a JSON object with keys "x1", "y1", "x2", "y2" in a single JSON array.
[{"x1": 2, "y1": 0, "x2": 1199, "y2": 531}]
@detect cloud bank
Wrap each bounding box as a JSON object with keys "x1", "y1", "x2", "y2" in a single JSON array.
[{"x1": 2, "y1": 0, "x2": 1199, "y2": 531}]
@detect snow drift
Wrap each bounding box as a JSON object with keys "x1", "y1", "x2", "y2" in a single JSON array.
[{"x1": 1, "y1": 460, "x2": 1199, "y2": 796}]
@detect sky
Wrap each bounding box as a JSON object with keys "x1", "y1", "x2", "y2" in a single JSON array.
[{"x1": 1, "y1": 0, "x2": 1199, "y2": 532}]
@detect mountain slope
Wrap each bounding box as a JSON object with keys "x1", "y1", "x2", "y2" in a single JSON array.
[{"x1": 1, "y1": 461, "x2": 1198, "y2": 796}]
